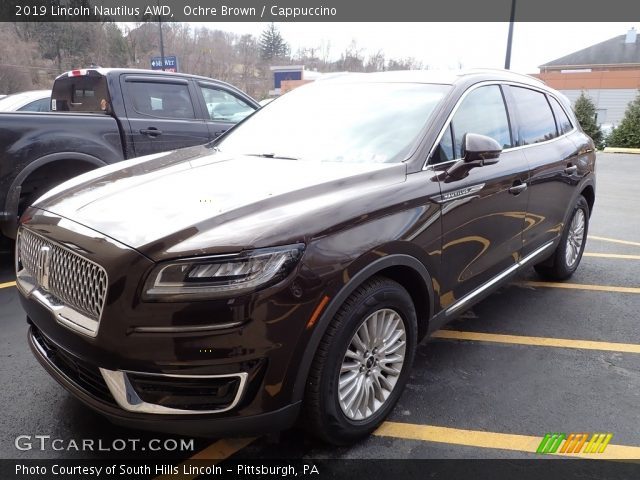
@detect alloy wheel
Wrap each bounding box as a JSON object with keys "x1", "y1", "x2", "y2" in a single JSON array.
[
  {"x1": 565, "y1": 208, "x2": 586, "y2": 267},
  {"x1": 338, "y1": 308, "x2": 407, "y2": 421}
]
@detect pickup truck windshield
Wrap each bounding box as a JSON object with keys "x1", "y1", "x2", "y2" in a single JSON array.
[{"x1": 217, "y1": 82, "x2": 450, "y2": 163}]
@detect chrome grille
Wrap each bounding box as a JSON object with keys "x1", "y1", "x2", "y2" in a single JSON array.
[{"x1": 18, "y1": 229, "x2": 108, "y2": 321}]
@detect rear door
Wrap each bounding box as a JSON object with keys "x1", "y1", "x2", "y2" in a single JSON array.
[
  {"x1": 505, "y1": 86, "x2": 582, "y2": 257},
  {"x1": 195, "y1": 82, "x2": 258, "y2": 140},
  {"x1": 429, "y1": 84, "x2": 530, "y2": 311},
  {"x1": 120, "y1": 75, "x2": 210, "y2": 157}
]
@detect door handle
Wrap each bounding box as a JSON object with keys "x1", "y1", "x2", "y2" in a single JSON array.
[
  {"x1": 564, "y1": 165, "x2": 578, "y2": 175},
  {"x1": 509, "y1": 182, "x2": 527, "y2": 195},
  {"x1": 140, "y1": 128, "x2": 163, "y2": 137},
  {"x1": 213, "y1": 129, "x2": 228, "y2": 138}
]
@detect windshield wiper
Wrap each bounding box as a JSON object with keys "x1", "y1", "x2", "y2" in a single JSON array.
[{"x1": 245, "y1": 153, "x2": 300, "y2": 161}]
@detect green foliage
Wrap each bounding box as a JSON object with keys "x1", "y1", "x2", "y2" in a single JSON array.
[
  {"x1": 606, "y1": 91, "x2": 640, "y2": 148},
  {"x1": 573, "y1": 92, "x2": 604, "y2": 149},
  {"x1": 259, "y1": 23, "x2": 289, "y2": 61}
]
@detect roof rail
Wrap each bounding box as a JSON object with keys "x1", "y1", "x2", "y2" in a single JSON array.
[{"x1": 459, "y1": 68, "x2": 545, "y2": 85}]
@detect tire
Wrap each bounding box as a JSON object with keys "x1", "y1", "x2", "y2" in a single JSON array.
[
  {"x1": 303, "y1": 276, "x2": 417, "y2": 445},
  {"x1": 18, "y1": 179, "x2": 60, "y2": 218},
  {"x1": 534, "y1": 195, "x2": 589, "y2": 280}
]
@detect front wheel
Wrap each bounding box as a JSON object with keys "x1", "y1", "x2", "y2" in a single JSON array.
[
  {"x1": 303, "y1": 276, "x2": 417, "y2": 445},
  {"x1": 534, "y1": 195, "x2": 589, "y2": 280}
]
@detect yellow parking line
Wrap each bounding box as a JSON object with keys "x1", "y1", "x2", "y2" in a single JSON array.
[
  {"x1": 589, "y1": 235, "x2": 640, "y2": 247},
  {"x1": 153, "y1": 437, "x2": 256, "y2": 480},
  {"x1": 374, "y1": 422, "x2": 640, "y2": 459},
  {"x1": 518, "y1": 280, "x2": 640, "y2": 295},
  {"x1": 584, "y1": 252, "x2": 640, "y2": 260},
  {"x1": 431, "y1": 330, "x2": 640, "y2": 354},
  {"x1": 0, "y1": 281, "x2": 16, "y2": 289}
]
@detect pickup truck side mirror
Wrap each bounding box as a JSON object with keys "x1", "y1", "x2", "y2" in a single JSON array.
[{"x1": 462, "y1": 133, "x2": 502, "y2": 165}]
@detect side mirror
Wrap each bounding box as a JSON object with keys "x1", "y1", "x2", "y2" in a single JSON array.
[
  {"x1": 444, "y1": 133, "x2": 502, "y2": 181},
  {"x1": 462, "y1": 133, "x2": 502, "y2": 165}
]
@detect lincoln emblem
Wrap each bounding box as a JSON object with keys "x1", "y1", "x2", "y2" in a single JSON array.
[{"x1": 36, "y1": 246, "x2": 51, "y2": 291}]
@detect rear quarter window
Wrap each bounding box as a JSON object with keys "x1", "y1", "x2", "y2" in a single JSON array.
[{"x1": 548, "y1": 96, "x2": 574, "y2": 135}]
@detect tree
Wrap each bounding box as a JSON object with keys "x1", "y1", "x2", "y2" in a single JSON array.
[
  {"x1": 365, "y1": 50, "x2": 385, "y2": 72},
  {"x1": 573, "y1": 92, "x2": 603, "y2": 149},
  {"x1": 259, "y1": 23, "x2": 289, "y2": 61},
  {"x1": 606, "y1": 91, "x2": 640, "y2": 148},
  {"x1": 336, "y1": 41, "x2": 365, "y2": 72},
  {"x1": 236, "y1": 34, "x2": 260, "y2": 93},
  {"x1": 0, "y1": 66, "x2": 32, "y2": 93},
  {"x1": 387, "y1": 57, "x2": 424, "y2": 71}
]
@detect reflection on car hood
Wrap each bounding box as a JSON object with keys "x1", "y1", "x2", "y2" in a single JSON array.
[{"x1": 32, "y1": 145, "x2": 406, "y2": 260}]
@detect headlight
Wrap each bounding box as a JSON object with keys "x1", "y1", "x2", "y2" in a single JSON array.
[{"x1": 142, "y1": 244, "x2": 304, "y2": 301}]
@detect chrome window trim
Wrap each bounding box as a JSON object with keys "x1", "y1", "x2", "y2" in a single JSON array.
[
  {"x1": 99, "y1": 368, "x2": 248, "y2": 415},
  {"x1": 15, "y1": 227, "x2": 108, "y2": 338},
  {"x1": 422, "y1": 80, "x2": 578, "y2": 171}
]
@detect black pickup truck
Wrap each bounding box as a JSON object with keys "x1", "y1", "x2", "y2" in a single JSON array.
[{"x1": 0, "y1": 68, "x2": 259, "y2": 238}]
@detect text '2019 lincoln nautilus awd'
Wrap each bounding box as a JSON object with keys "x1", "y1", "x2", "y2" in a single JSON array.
[{"x1": 16, "y1": 70, "x2": 595, "y2": 444}]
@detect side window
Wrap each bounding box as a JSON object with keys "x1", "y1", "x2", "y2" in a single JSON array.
[
  {"x1": 199, "y1": 85, "x2": 255, "y2": 123},
  {"x1": 511, "y1": 87, "x2": 558, "y2": 144},
  {"x1": 548, "y1": 96, "x2": 573, "y2": 135},
  {"x1": 127, "y1": 81, "x2": 195, "y2": 119},
  {"x1": 19, "y1": 98, "x2": 50, "y2": 112},
  {"x1": 432, "y1": 85, "x2": 512, "y2": 163}
]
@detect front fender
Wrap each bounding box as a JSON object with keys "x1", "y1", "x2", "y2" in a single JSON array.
[{"x1": 291, "y1": 250, "x2": 435, "y2": 403}]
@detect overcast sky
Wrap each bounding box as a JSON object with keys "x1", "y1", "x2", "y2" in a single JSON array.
[{"x1": 184, "y1": 22, "x2": 637, "y2": 73}]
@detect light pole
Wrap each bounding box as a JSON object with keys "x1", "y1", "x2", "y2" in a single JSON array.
[
  {"x1": 158, "y1": 0, "x2": 165, "y2": 71},
  {"x1": 504, "y1": 0, "x2": 516, "y2": 70}
]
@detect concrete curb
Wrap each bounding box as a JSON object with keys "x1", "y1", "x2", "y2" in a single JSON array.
[{"x1": 603, "y1": 147, "x2": 640, "y2": 154}]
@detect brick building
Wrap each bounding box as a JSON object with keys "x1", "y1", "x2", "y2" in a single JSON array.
[{"x1": 535, "y1": 28, "x2": 640, "y2": 128}]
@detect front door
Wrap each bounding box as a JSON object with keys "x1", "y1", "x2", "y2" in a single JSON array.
[
  {"x1": 429, "y1": 84, "x2": 530, "y2": 310},
  {"x1": 196, "y1": 82, "x2": 257, "y2": 141},
  {"x1": 121, "y1": 75, "x2": 210, "y2": 157}
]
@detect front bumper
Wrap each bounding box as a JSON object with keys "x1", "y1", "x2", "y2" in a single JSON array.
[
  {"x1": 17, "y1": 209, "x2": 326, "y2": 436},
  {"x1": 28, "y1": 324, "x2": 301, "y2": 437}
]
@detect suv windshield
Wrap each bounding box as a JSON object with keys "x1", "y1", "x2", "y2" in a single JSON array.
[{"x1": 217, "y1": 82, "x2": 450, "y2": 163}]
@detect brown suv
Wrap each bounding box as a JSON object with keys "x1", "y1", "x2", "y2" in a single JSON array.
[{"x1": 16, "y1": 70, "x2": 595, "y2": 445}]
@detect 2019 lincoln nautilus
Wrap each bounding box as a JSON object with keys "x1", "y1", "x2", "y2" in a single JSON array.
[{"x1": 16, "y1": 69, "x2": 595, "y2": 444}]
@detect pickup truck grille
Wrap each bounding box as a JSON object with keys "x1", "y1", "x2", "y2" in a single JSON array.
[{"x1": 18, "y1": 228, "x2": 108, "y2": 322}]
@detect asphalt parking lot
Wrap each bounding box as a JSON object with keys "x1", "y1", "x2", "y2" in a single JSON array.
[{"x1": 1, "y1": 153, "x2": 639, "y2": 471}]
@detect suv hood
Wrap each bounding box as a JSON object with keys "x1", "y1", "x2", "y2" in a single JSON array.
[{"x1": 33, "y1": 146, "x2": 406, "y2": 260}]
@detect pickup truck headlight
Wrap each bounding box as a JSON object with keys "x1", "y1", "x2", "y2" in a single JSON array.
[{"x1": 143, "y1": 244, "x2": 304, "y2": 301}]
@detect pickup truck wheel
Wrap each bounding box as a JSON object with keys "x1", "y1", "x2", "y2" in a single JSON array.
[
  {"x1": 18, "y1": 171, "x2": 87, "y2": 220},
  {"x1": 303, "y1": 276, "x2": 417, "y2": 445},
  {"x1": 534, "y1": 195, "x2": 589, "y2": 280},
  {"x1": 18, "y1": 182, "x2": 57, "y2": 220}
]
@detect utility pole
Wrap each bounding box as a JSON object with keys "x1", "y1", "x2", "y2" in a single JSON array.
[
  {"x1": 158, "y1": 0, "x2": 165, "y2": 71},
  {"x1": 504, "y1": 0, "x2": 516, "y2": 70}
]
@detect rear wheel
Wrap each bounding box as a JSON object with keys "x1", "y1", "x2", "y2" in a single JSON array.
[
  {"x1": 534, "y1": 195, "x2": 589, "y2": 280},
  {"x1": 303, "y1": 276, "x2": 417, "y2": 445}
]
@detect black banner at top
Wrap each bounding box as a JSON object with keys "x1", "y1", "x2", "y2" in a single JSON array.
[{"x1": 1, "y1": 0, "x2": 639, "y2": 22}]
